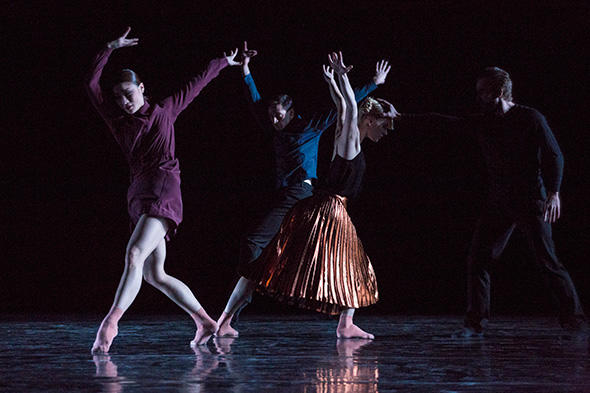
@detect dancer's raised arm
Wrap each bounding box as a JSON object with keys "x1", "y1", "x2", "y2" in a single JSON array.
[
  {"x1": 241, "y1": 41, "x2": 257, "y2": 78},
  {"x1": 86, "y1": 27, "x2": 139, "y2": 125},
  {"x1": 241, "y1": 41, "x2": 262, "y2": 104},
  {"x1": 162, "y1": 48, "x2": 240, "y2": 120},
  {"x1": 329, "y1": 52, "x2": 356, "y2": 111},
  {"x1": 329, "y1": 51, "x2": 360, "y2": 159},
  {"x1": 323, "y1": 65, "x2": 346, "y2": 130}
]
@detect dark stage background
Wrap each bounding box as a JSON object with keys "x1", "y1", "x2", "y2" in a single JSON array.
[{"x1": 4, "y1": 1, "x2": 589, "y2": 318}]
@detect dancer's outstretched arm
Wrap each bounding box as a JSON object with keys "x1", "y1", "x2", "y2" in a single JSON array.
[
  {"x1": 162, "y1": 48, "x2": 240, "y2": 120},
  {"x1": 239, "y1": 40, "x2": 272, "y2": 131},
  {"x1": 330, "y1": 52, "x2": 356, "y2": 114},
  {"x1": 86, "y1": 27, "x2": 139, "y2": 127},
  {"x1": 241, "y1": 41, "x2": 262, "y2": 104},
  {"x1": 323, "y1": 65, "x2": 346, "y2": 131},
  {"x1": 329, "y1": 52, "x2": 360, "y2": 159}
]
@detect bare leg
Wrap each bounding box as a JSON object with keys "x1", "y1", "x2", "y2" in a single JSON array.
[
  {"x1": 143, "y1": 239, "x2": 217, "y2": 346},
  {"x1": 91, "y1": 215, "x2": 168, "y2": 354},
  {"x1": 336, "y1": 308, "x2": 374, "y2": 339},
  {"x1": 216, "y1": 277, "x2": 256, "y2": 337}
]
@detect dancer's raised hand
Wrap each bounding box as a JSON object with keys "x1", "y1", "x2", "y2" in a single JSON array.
[
  {"x1": 107, "y1": 27, "x2": 139, "y2": 49},
  {"x1": 322, "y1": 65, "x2": 335, "y2": 83},
  {"x1": 241, "y1": 41, "x2": 258, "y2": 65},
  {"x1": 328, "y1": 51, "x2": 353, "y2": 75},
  {"x1": 373, "y1": 60, "x2": 391, "y2": 85},
  {"x1": 224, "y1": 48, "x2": 242, "y2": 66},
  {"x1": 376, "y1": 98, "x2": 400, "y2": 118}
]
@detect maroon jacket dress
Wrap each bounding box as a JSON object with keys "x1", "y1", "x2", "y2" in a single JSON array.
[{"x1": 86, "y1": 47, "x2": 228, "y2": 238}]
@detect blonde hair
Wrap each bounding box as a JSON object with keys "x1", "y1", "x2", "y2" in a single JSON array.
[{"x1": 358, "y1": 97, "x2": 393, "y2": 130}]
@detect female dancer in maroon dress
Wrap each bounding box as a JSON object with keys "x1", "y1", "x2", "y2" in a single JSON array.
[
  {"x1": 226, "y1": 52, "x2": 396, "y2": 338},
  {"x1": 86, "y1": 27, "x2": 240, "y2": 353}
]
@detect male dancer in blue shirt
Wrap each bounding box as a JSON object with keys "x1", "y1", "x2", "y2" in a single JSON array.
[{"x1": 216, "y1": 42, "x2": 390, "y2": 337}]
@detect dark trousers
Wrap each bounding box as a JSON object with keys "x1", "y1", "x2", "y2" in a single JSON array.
[
  {"x1": 465, "y1": 199, "x2": 585, "y2": 331},
  {"x1": 239, "y1": 182, "x2": 314, "y2": 268}
]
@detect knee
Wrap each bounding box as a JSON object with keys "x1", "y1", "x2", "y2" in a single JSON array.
[
  {"x1": 143, "y1": 268, "x2": 166, "y2": 286},
  {"x1": 125, "y1": 246, "x2": 144, "y2": 270}
]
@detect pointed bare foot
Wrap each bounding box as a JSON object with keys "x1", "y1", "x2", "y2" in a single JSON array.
[
  {"x1": 216, "y1": 322, "x2": 239, "y2": 338},
  {"x1": 91, "y1": 321, "x2": 118, "y2": 354},
  {"x1": 336, "y1": 324, "x2": 374, "y2": 339},
  {"x1": 190, "y1": 320, "x2": 217, "y2": 347}
]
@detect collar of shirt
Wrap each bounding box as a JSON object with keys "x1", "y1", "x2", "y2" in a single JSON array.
[{"x1": 135, "y1": 100, "x2": 151, "y2": 117}]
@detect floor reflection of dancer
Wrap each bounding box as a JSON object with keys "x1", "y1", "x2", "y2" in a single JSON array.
[
  {"x1": 93, "y1": 355, "x2": 124, "y2": 393},
  {"x1": 304, "y1": 340, "x2": 377, "y2": 393},
  {"x1": 86, "y1": 27, "x2": 241, "y2": 353},
  {"x1": 216, "y1": 42, "x2": 390, "y2": 337},
  {"x1": 228, "y1": 52, "x2": 395, "y2": 339},
  {"x1": 183, "y1": 338, "x2": 238, "y2": 393}
]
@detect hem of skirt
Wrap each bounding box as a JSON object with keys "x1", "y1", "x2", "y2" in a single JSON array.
[
  {"x1": 254, "y1": 284, "x2": 378, "y2": 316},
  {"x1": 130, "y1": 206, "x2": 182, "y2": 241}
]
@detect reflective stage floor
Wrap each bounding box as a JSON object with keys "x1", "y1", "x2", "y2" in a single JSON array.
[{"x1": 1, "y1": 315, "x2": 589, "y2": 392}]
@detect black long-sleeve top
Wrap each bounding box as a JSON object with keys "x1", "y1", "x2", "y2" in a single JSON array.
[{"x1": 397, "y1": 104, "x2": 564, "y2": 201}]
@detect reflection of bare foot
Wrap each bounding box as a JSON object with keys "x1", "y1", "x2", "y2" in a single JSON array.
[
  {"x1": 191, "y1": 344, "x2": 212, "y2": 356},
  {"x1": 93, "y1": 355, "x2": 118, "y2": 377},
  {"x1": 190, "y1": 345, "x2": 219, "y2": 377},
  {"x1": 216, "y1": 322, "x2": 239, "y2": 338},
  {"x1": 336, "y1": 324, "x2": 374, "y2": 340},
  {"x1": 213, "y1": 337, "x2": 235, "y2": 355},
  {"x1": 336, "y1": 339, "x2": 372, "y2": 356},
  {"x1": 93, "y1": 355, "x2": 123, "y2": 393},
  {"x1": 91, "y1": 321, "x2": 118, "y2": 354},
  {"x1": 190, "y1": 320, "x2": 217, "y2": 347}
]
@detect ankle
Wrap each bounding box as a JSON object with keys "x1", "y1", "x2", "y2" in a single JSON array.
[
  {"x1": 103, "y1": 307, "x2": 124, "y2": 326},
  {"x1": 338, "y1": 315, "x2": 353, "y2": 329},
  {"x1": 219, "y1": 312, "x2": 233, "y2": 327},
  {"x1": 191, "y1": 308, "x2": 215, "y2": 328}
]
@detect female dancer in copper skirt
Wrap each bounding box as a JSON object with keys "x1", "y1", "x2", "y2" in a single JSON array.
[
  {"x1": 219, "y1": 52, "x2": 396, "y2": 338},
  {"x1": 86, "y1": 27, "x2": 240, "y2": 353}
]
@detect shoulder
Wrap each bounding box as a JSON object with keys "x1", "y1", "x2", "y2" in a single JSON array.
[
  {"x1": 512, "y1": 104, "x2": 546, "y2": 123},
  {"x1": 154, "y1": 98, "x2": 176, "y2": 116}
]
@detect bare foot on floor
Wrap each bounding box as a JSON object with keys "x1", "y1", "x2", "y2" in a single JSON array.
[
  {"x1": 91, "y1": 322, "x2": 118, "y2": 354},
  {"x1": 216, "y1": 323, "x2": 239, "y2": 338},
  {"x1": 191, "y1": 320, "x2": 218, "y2": 347},
  {"x1": 336, "y1": 324, "x2": 374, "y2": 339}
]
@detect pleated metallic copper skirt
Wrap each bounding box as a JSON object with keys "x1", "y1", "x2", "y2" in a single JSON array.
[{"x1": 242, "y1": 192, "x2": 379, "y2": 315}]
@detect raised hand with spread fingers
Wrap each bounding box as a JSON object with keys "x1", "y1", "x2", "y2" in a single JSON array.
[
  {"x1": 223, "y1": 48, "x2": 242, "y2": 67},
  {"x1": 373, "y1": 60, "x2": 391, "y2": 86},
  {"x1": 107, "y1": 27, "x2": 139, "y2": 50}
]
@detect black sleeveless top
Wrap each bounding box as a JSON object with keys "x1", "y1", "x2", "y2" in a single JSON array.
[{"x1": 320, "y1": 152, "x2": 366, "y2": 200}]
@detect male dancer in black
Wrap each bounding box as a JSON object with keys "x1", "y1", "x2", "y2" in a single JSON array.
[
  {"x1": 216, "y1": 43, "x2": 391, "y2": 336},
  {"x1": 397, "y1": 67, "x2": 585, "y2": 336}
]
